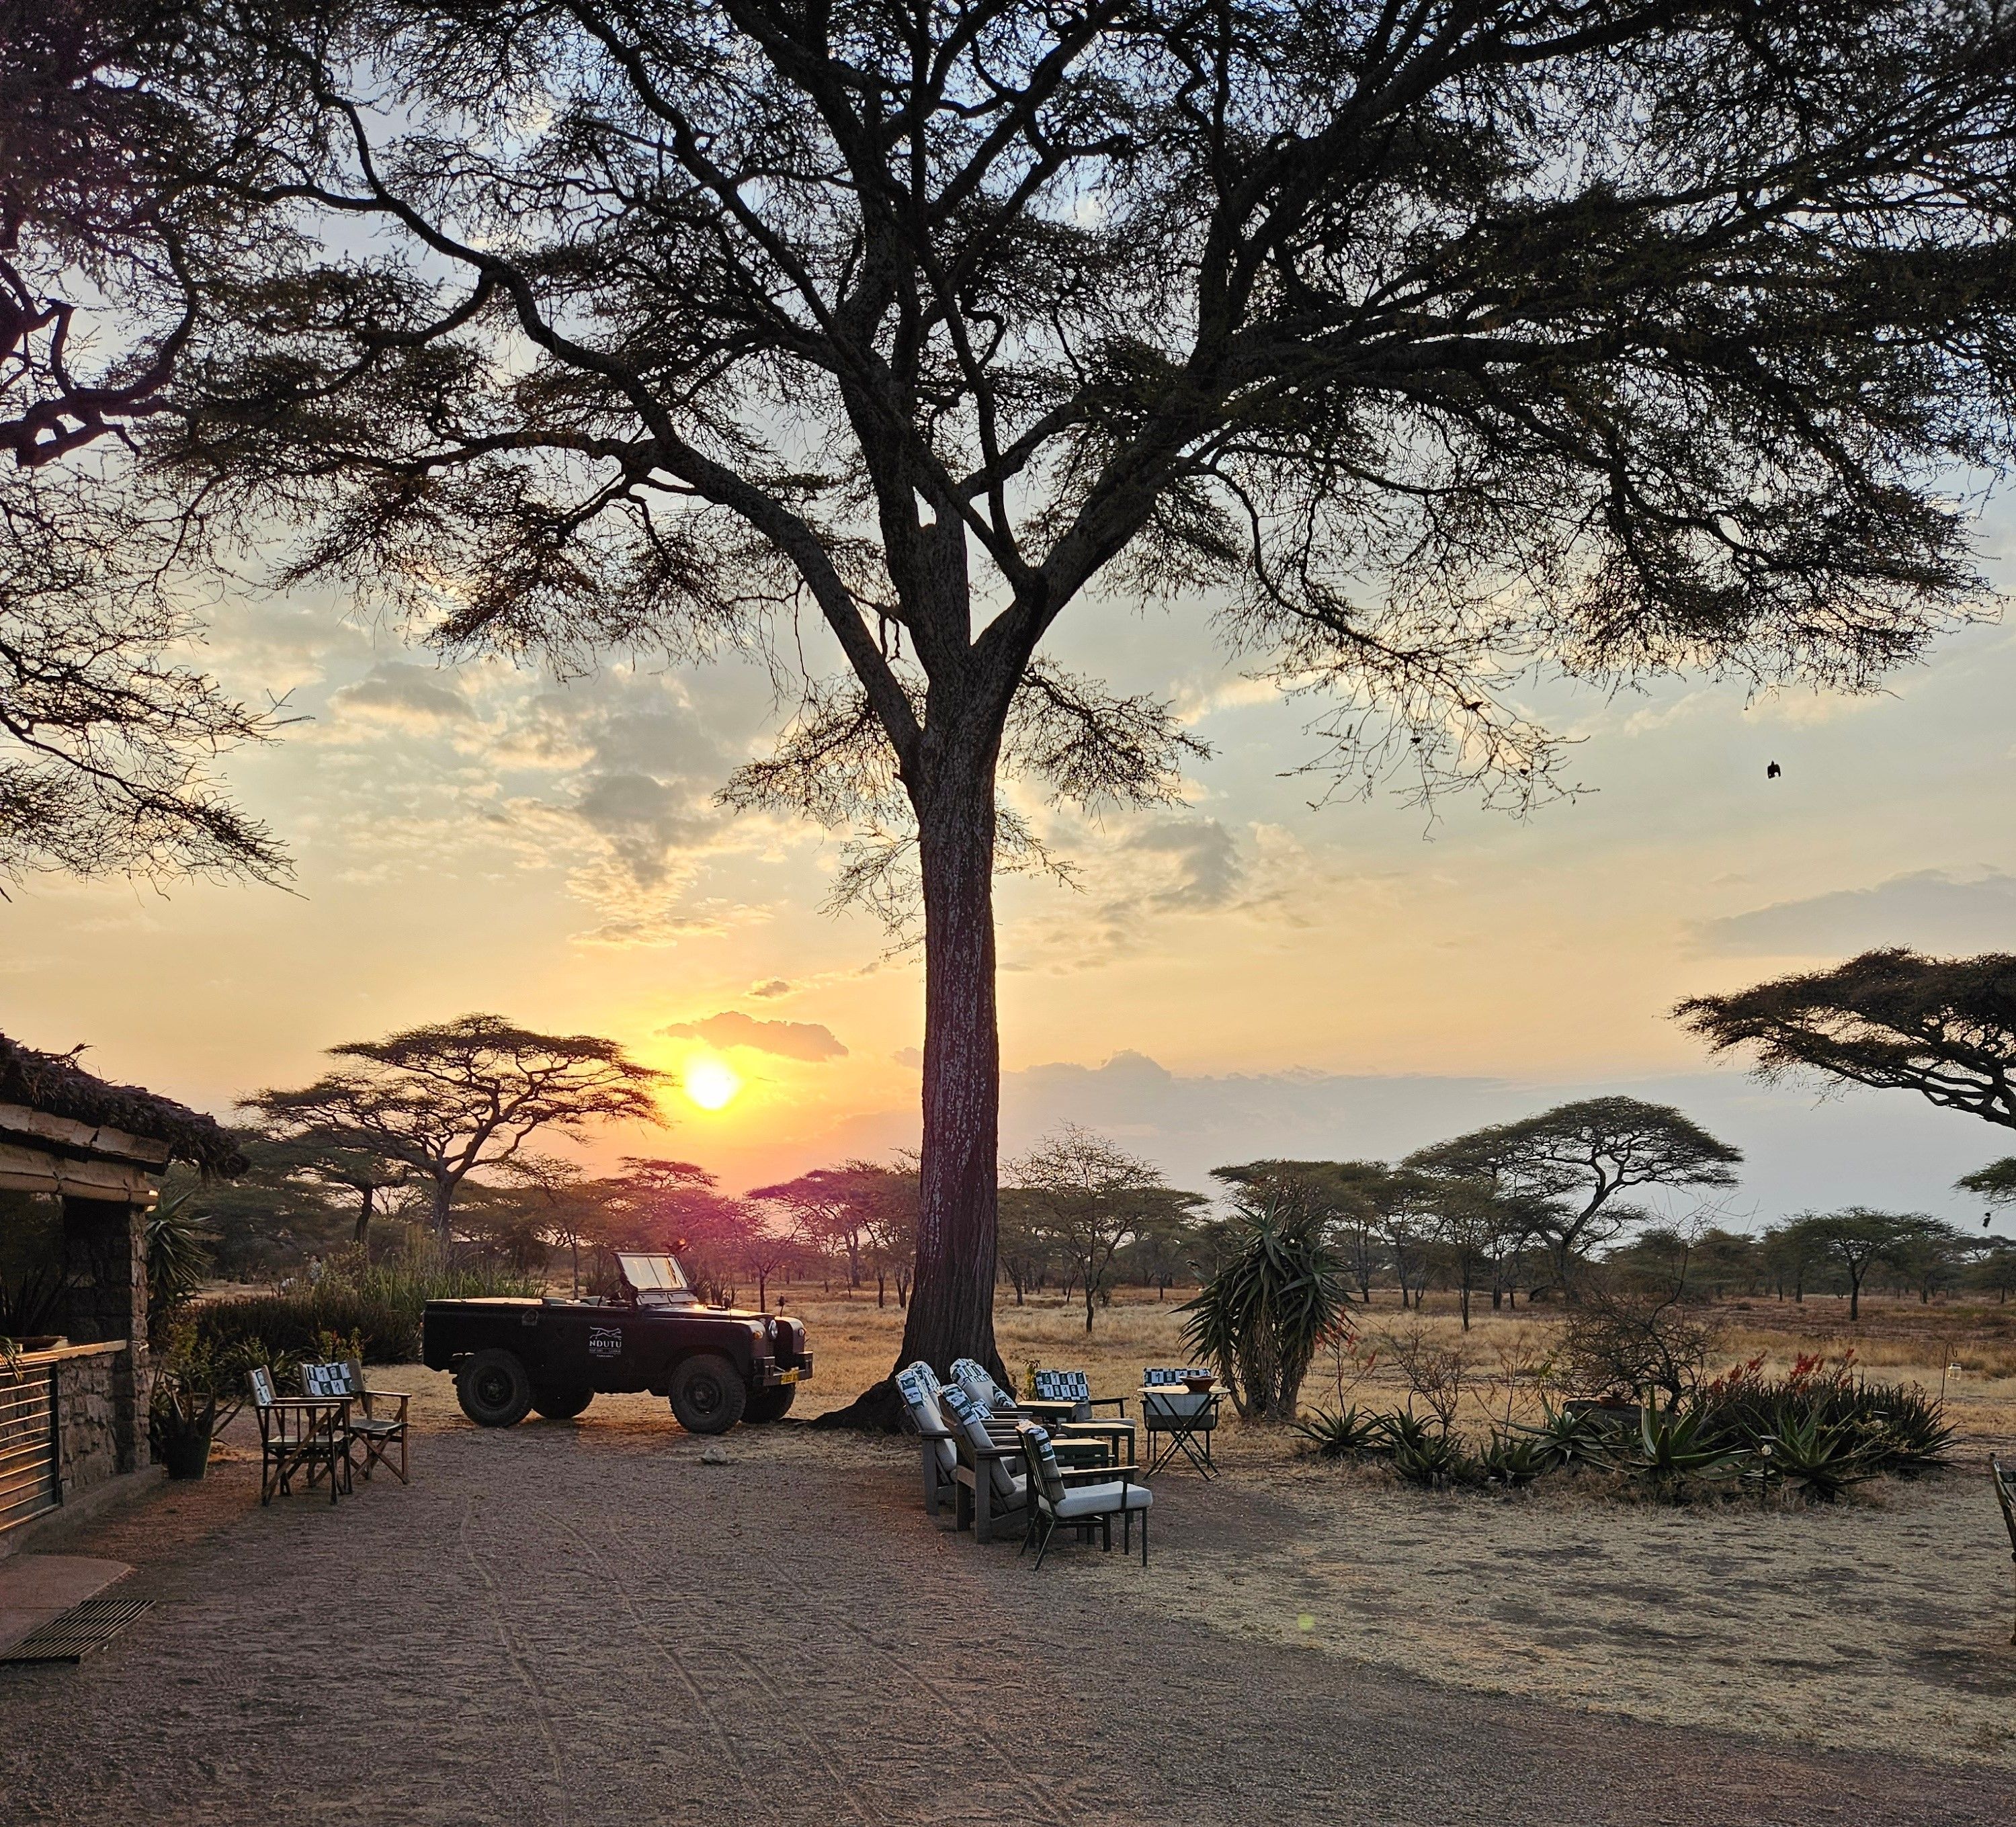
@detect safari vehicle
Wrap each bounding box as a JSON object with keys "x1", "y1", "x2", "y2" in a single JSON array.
[{"x1": 422, "y1": 1251, "x2": 812, "y2": 1436}]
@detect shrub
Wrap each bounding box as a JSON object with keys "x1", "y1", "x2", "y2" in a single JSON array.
[
  {"x1": 1476, "y1": 1431, "x2": 1552, "y2": 1488},
  {"x1": 1610, "y1": 1406, "x2": 1745, "y2": 1493},
  {"x1": 1691, "y1": 1352, "x2": 1955, "y2": 1480},
  {"x1": 1389, "y1": 1424, "x2": 1474, "y2": 1490},
  {"x1": 1559, "y1": 1278, "x2": 1722, "y2": 1408},
  {"x1": 187, "y1": 1251, "x2": 538, "y2": 1365},
  {"x1": 1760, "y1": 1411, "x2": 1879, "y2": 1504},
  {"x1": 1514, "y1": 1402, "x2": 1614, "y2": 1472}
]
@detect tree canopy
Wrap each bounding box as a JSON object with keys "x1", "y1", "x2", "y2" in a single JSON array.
[
  {"x1": 1, "y1": 0, "x2": 294, "y2": 882},
  {"x1": 1406, "y1": 1096, "x2": 1740, "y2": 1294},
  {"x1": 23, "y1": 0, "x2": 2016, "y2": 1414},
  {"x1": 245, "y1": 1014, "x2": 669, "y2": 1234},
  {"x1": 1679, "y1": 951, "x2": 2016, "y2": 1131}
]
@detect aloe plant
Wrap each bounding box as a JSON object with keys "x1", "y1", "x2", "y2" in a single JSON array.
[
  {"x1": 1296, "y1": 1404, "x2": 1386, "y2": 1458},
  {"x1": 1478, "y1": 1431, "x2": 1552, "y2": 1487},
  {"x1": 1613, "y1": 1406, "x2": 1745, "y2": 1490},
  {"x1": 1764, "y1": 1412, "x2": 1879, "y2": 1502},
  {"x1": 1515, "y1": 1402, "x2": 1613, "y2": 1472}
]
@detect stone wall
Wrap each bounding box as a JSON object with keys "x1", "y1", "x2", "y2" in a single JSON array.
[{"x1": 54, "y1": 1346, "x2": 124, "y2": 1501}]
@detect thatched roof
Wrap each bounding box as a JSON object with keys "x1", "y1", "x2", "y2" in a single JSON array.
[{"x1": 0, "y1": 1033, "x2": 246, "y2": 1175}]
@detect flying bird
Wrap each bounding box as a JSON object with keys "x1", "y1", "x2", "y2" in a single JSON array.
[{"x1": 1766, "y1": 761, "x2": 1781, "y2": 779}]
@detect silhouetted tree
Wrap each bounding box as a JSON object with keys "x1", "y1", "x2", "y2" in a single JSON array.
[
  {"x1": 1008, "y1": 1126, "x2": 1200, "y2": 1334},
  {"x1": 1786, "y1": 1207, "x2": 1925, "y2": 1322},
  {"x1": 1411, "y1": 1099, "x2": 1741, "y2": 1297},
  {"x1": 247, "y1": 1015, "x2": 668, "y2": 1236},
  {"x1": 1, "y1": 0, "x2": 292, "y2": 880},
  {"x1": 146, "y1": 2, "x2": 2016, "y2": 1416},
  {"x1": 1679, "y1": 951, "x2": 2016, "y2": 1132}
]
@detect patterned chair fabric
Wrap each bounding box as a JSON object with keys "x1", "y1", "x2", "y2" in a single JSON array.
[
  {"x1": 939, "y1": 1384, "x2": 1025, "y2": 1501},
  {"x1": 300, "y1": 1361, "x2": 349, "y2": 1400},
  {"x1": 950, "y1": 1357, "x2": 1018, "y2": 1415},
  {"x1": 896, "y1": 1363, "x2": 958, "y2": 1473},
  {"x1": 1030, "y1": 1369, "x2": 1093, "y2": 1418},
  {"x1": 1017, "y1": 1423, "x2": 1070, "y2": 1508},
  {"x1": 248, "y1": 1365, "x2": 278, "y2": 1408}
]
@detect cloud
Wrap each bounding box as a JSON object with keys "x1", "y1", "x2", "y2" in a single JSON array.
[
  {"x1": 328, "y1": 661, "x2": 476, "y2": 726},
  {"x1": 749, "y1": 978, "x2": 792, "y2": 999},
  {"x1": 1124, "y1": 819, "x2": 1244, "y2": 910},
  {"x1": 663, "y1": 1010, "x2": 849, "y2": 1061},
  {"x1": 1690, "y1": 867, "x2": 2016, "y2": 958},
  {"x1": 572, "y1": 771, "x2": 715, "y2": 891}
]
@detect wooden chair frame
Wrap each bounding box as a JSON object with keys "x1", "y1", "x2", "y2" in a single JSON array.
[
  {"x1": 339, "y1": 1360, "x2": 411, "y2": 1484},
  {"x1": 247, "y1": 1367, "x2": 349, "y2": 1505},
  {"x1": 1016, "y1": 1424, "x2": 1149, "y2": 1569}
]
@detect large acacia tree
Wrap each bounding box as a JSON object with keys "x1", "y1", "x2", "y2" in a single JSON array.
[
  {"x1": 1, "y1": 0, "x2": 294, "y2": 883},
  {"x1": 247, "y1": 1014, "x2": 669, "y2": 1235},
  {"x1": 150, "y1": 0, "x2": 2015, "y2": 1414}
]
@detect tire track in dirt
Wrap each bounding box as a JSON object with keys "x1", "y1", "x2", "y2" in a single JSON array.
[
  {"x1": 459, "y1": 1496, "x2": 573, "y2": 1827},
  {"x1": 555, "y1": 1515, "x2": 790, "y2": 1807},
  {"x1": 733, "y1": 1473, "x2": 1083, "y2": 1827}
]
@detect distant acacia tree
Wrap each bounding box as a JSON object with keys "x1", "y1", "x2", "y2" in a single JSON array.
[
  {"x1": 115, "y1": 1, "x2": 2016, "y2": 1416},
  {"x1": 246, "y1": 1015, "x2": 668, "y2": 1238},
  {"x1": 1411, "y1": 1099, "x2": 1741, "y2": 1298},
  {"x1": 749, "y1": 1162, "x2": 885, "y2": 1292},
  {"x1": 247, "y1": 1125, "x2": 411, "y2": 1247},
  {"x1": 1008, "y1": 1127, "x2": 1199, "y2": 1335},
  {"x1": 1785, "y1": 1208, "x2": 1927, "y2": 1322}
]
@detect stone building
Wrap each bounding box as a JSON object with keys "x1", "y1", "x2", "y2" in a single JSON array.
[{"x1": 0, "y1": 1033, "x2": 243, "y2": 1539}]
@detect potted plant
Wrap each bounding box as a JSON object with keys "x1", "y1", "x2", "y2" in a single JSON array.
[{"x1": 149, "y1": 1326, "x2": 222, "y2": 1480}]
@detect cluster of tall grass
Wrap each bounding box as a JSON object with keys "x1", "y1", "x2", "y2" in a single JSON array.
[
  {"x1": 185, "y1": 1249, "x2": 540, "y2": 1367},
  {"x1": 1298, "y1": 1352, "x2": 1956, "y2": 1503}
]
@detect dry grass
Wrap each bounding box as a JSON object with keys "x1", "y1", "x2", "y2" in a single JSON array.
[
  {"x1": 759, "y1": 1281, "x2": 2016, "y2": 1768},
  {"x1": 784, "y1": 1283, "x2": 2016, "y2": 1445}
]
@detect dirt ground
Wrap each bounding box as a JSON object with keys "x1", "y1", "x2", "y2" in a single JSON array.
[
  {"x1": 802, "y1": 1285, "x2": 2016, "y2": 1767},
  {"x1": 2, "y1": 1380, "x2": 2011, "y2": 1827},
  {"x1": 5, "y1": 1289, "x2": 2014, "y2": 1824}
]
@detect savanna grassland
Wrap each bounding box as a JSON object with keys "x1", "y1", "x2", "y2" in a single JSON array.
[{"x1": 771, "y1": 1281, "x2": 2016, "y2": 1766}]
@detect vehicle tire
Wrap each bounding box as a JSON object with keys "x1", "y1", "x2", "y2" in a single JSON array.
[
  {"x1": 530, "y1": 1385, "x2": 593, "y2": 1420},
  {"x1": 741, "y1": 1384, "x2": 797, "y2": 1424},
  {"x1": 668, "y1": 1353, "x2": 747, "y2": 1435},
  {"x1": 457, "y1": 1349, "x2": 534, "y2": 1428}
]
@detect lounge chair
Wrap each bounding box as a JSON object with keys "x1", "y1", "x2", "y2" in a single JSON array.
[
  {"x1": 938, "y1": 1383, "x2": 1030, "y2": 1543},
  {"x1": 1016, "y1": 1422, "x2": 1151, "y2": 1568},
  {"x1": 894, "y1": 1361, "x2": 961, "y2": 1521},
  {"x1": 949, "y1": 1357, "x2": 1126, "y2": 1467}
]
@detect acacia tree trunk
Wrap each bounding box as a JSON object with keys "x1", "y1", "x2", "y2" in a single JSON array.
[
  {"x1": 896, "y1": 765, "x2": 1005, "y2": 1379},
  {"x1": 817, "y1": 737, "x2": 1006, "y2": 1428},
  {"x1": 353, "y1": 1185, "x2": 375, "y2": 1248}
]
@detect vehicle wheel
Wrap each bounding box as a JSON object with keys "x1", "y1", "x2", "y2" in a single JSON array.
[
  {"x1": 457, "y1": 1349, "x2": 534, "y2": 1428},
  {"x1": 741, "y1": 1385, "x2": 797, "y2": 1424},
  {"x1": 668, "y1": 1353, "x2": 747, "y2": 1435},
  {"x1": 530, "y1": 1386, "x2": 593, "y2": 1420}
]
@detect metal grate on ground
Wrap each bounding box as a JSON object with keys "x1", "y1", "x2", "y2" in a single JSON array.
[{"x1": 0, "y1": 1597, "x2": 153, "y2": 1665}]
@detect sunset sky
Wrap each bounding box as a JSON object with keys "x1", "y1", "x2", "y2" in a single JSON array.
[{"x1": 9, "y1": 503, "x2": 2014, "y2": 1224}]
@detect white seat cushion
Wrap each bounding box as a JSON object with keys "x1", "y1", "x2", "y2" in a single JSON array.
[{"x1": 1050, "y1": 1480, "x2": 1152, "y2": 1520}]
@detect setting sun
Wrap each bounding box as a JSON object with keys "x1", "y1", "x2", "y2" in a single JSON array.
[{"x1": 683, "y1": 1057, "x2": 743, "y2": 1111}]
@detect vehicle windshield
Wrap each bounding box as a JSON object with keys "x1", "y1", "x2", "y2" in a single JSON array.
[{"x1": 616, "y1": 1252, "x2": 691, "y2": 1302}]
